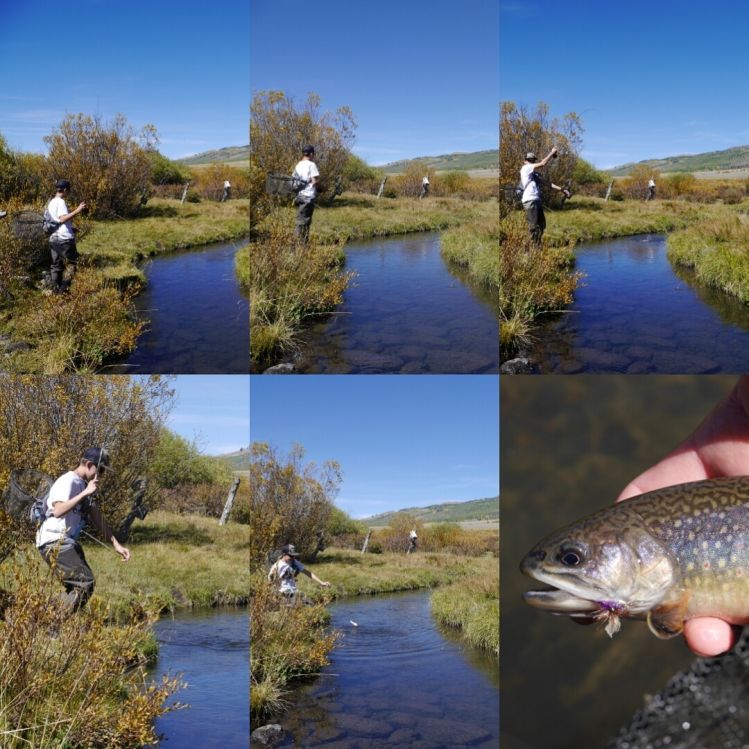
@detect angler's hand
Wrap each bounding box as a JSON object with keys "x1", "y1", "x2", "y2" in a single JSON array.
[
  {"x1": 320, "y1": 581, "x2": 331, "y2": 588},
  {"x1": 562, "y1": 189, "x2": 571, "y2": 199},
  {"x1": 114, "y1": 542, "x2": 131, "y2": 562},
  {"x1": 83, "y1": 477, "x2": 99, "y2": 496},
  {"x1": 617, "y1": 375, "x2": 749, "y2": 657}
]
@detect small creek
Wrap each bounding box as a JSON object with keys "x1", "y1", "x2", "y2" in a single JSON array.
[
  {"x1": 528, "y1": 234, "x2": 749, "y2": 373},
  {"x1": 149, "y1": 608, "x2": 248, "y2": 748},
  {"x1": 294, "y1": 232, "x2": 499, "y2": 374},
  {"x1": 112, "y1": 240, "x2": 249, "y2": 373},
  {"x1": 276, "y1": 590, "x2": 499, "y2": 748}
]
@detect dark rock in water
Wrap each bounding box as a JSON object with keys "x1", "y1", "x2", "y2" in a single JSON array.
[
  {"x1": 263, "y1": 363, "x2": 294, "y2": 374},
  {"x1": 500, "y1": 357, "x2": 532, "y2": 374},
  {"x1": 416, "y1": 716, "x2": 492, "y2": 744},
  {"x1": 608, "y1": 628, "x2": 749, "y2": 749},
  {"x1": 250, "y1": 724, "x2": 284, "y2": 746}
]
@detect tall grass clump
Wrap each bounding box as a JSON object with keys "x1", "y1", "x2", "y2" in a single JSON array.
[
  {"x1": 668, "y1": 212, "x2": 749, "y2": 302},
  {"x1": 7, "y1": 270, "x2": 143, "y2": 373},
  {"x1": 250, "y1": 575, "x2": 337, "y2": 727},
  {"x1": 249, "y1": 220, "x2": 353, "y2": 370},
  {"x1": 500, "y1": 212, "x2": 579, "y2": 357},
  {"x1": 441, "y1": 214, "x2": 499, "y2": 290},
  {"x1": 0, "y1": 548, "x2": 181, "y2": 748},
  {"x1": 431, "y1": 566, "x2": 499, "y2": 655}
]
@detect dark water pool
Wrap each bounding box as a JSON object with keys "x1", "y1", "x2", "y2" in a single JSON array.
[
  {"x1": 528, "y1": 234, "x2": 749, "y2": 374},
  {"x1": 111, "y1": 240, "x2": 249, "y2": 374},
  {"x1": 151, "y1": 608, "x2": 248, "y2": 748},
  {"x1": 295, "y1": 233, "x2": 499, "y2": 374},
  {"x1": 277, "y1": 590, "x2": 499, "y2": 749}
]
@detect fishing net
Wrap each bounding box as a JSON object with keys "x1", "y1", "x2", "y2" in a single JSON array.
[
  {"x1": 608, "y1": 630, "x2": 749, "y2": 749},
  {"x1": 3, "y1": 469, "x2": 53, "y2": 525},
  {"x1": 265, "y1": 172, "x2": 306, "y2": 196},
  {"x1": 11, "y1": 210, "x2": 45, "y2": 242}
]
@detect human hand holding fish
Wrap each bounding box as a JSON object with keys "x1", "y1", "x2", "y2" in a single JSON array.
[{"x1": 522, "y1": 375, "x2": 749, "y2": 658}]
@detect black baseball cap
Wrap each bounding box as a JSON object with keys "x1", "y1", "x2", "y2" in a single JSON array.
[
  {"x1": 281, "y1": 544, "x2": 300, "y2": 557},
  {"x1": 55, "y1": 179, "x2": 71, "y2": 191},
  {"x1": 302, "y1": 145, "x2": 315, "y2": 156},
  {"x1": 82, "y1": 447, "x2": 113, "y2": 473}
]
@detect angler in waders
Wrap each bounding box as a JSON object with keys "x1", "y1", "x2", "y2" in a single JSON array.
[
  {"x1": 519, "y1": 148, "x2": 570, "y2": 246},
  {"x1": 267, "y1": 543, "x2": 330, "y2": 604},
  {"x1": 292, "y1": 145, "x2": 320, "y2": 243},
  {"x1": 36, "y1": 447, "x2": 130, "y2": 614},
  {"x1": 46, "y1": 179, "x2": 86, "y2": 294}
]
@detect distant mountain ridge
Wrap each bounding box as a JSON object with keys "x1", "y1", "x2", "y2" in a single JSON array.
[
  {"x1": 610, "y1": 145, "x2": 749, "y2": 176},
  {"x1": 218, "y1": 448, "x2": 250, "y2": 472},
  {"x1": 179, "y1": 145, "x2": 249, "y2": 166},
  {"x1": 378, "y1": 149, "x2": 499, "y2": 174},
  {"x1": 364, "y1": 496, "x2": 499, "y2": 527}
]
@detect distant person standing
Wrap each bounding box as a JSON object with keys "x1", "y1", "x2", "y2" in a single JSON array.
[
  {"x1": 46, "y1": 179, "x2": 86, "y2": 293},
  {"x1": 407, "y1": 528, "x2": 418, "y2": 554},
  {"x1": 646, "y1": 178, "x2": 656, "y2": 201},
  {"x1": 292, "y1": 145, "x2": 320, "y2": 242},
  {"x1": 519, "y1": 148, "x2": 569, "y2": 245},
  {"x1": 420, "y1": 175, "x2": 430, "y2": 199},
  {"x1": 221, "y1": 179, "x2": 231, "y2": 202}
]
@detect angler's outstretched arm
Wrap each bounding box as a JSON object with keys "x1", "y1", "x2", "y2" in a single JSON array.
[{"x1": 89, "y1": 503, "x2": 131, "y2": 561}]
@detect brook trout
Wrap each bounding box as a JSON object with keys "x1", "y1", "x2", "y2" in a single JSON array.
[{"x1": 521, "y1": 477, "x2": 749, "y2": 639}]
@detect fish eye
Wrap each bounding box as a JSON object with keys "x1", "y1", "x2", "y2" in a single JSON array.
[{"x1": 558, "y1": 545, "x2": 585, "y2": 567}]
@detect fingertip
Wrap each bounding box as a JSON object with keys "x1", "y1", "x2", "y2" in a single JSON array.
[{"x1": 684, "y1": 618, "x2": 737, "y2": 657}]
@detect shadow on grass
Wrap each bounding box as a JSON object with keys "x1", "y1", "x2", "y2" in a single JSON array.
[
  {"x1": 129, "y1": 524, "x2": 215, "y2": 546},
  {"x1": 325, "y1": 195, "x2": 379, "y2": 209},
  {"x1": 313, "y1": 553, "x2": 365, "y2": 566},
  {"x1": 137, "y1": 204, "x2": 181, "y2": 219}
]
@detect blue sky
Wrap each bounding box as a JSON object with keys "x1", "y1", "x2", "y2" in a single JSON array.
[
  {"x1": 501, "y1": 1, "x2": 749, "y2": 168},
  {"x1": 250, "y1": 376, "x2": 499, "y2": 518},
  {"x1": 166, "y1": 376, "x2": 249, "y2": 456},
  {"x1": 251, "y1": 0, "x2": 499, "y2": 165},
  {"x1": 0, "y1": 0, "x2": 249, "y2": 159}
]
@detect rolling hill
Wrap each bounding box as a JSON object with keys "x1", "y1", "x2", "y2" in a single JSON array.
[
  {"x1": 378, "y1": 149, "x2": 499, "y2": 175},
  {"x1": 179, "y1": 145, "x2": 249, "y2": 166},
  {"x1": 218, "y1": 447, "x2": 250, "y2": 472},
  {"x1": 363, "y1": 496, "x2": 499, "y2": 527},
  {"x1": 609, "y1": 145, "x2": 749, "y2": 176}
]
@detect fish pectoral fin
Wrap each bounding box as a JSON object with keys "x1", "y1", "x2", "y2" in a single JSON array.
[{"x1": 647, "y1": 595, "x2": 689, "y2": 640}]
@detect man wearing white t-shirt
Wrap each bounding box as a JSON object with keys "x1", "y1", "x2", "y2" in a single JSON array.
[
  {"x1": 36, "y1": 447, "x2": 130, "y2": 614},
  {"x1": 46, "y1": 179, "x2": 86, "y2": 293},
  {"x1": 292, "y1": 145, "x2": 320, "y2": 242},
  {"x1": 519, "y1": 148, "x2": 568, "y2": 245}
]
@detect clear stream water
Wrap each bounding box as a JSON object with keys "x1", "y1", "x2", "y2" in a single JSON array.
[
  {"x1": 295, "y1": 233, "x2": 500, "y2": 374},
  {"x1": 276, "y1": 590, "x2": 499, "y2": 749},
  {"x1": 150, "y1": 608, "x2": 248, "y2": 748},
  {"x1": 112, "y1": 240, "x2": 249, "y2": 374},
  {"x1": 528, "y1": 234, "x2": 749, "y2": 374}
]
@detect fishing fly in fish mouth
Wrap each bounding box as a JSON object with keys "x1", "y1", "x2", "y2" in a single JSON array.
[{"x1": 521, "y1": 476, "x2": 749, "y2": 639}]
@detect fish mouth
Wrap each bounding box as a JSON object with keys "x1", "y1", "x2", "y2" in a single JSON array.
[
  {"x1": 522, "y1": 569, "x2": 610, "y2": 617},
  {"x1": 523, "y1": 587, "x2": 600, "y2": 615}
]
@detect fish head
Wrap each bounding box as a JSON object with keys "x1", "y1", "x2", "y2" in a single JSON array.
[{"x1": 521, "y1": 506, "x2": 678, "y2": 629}]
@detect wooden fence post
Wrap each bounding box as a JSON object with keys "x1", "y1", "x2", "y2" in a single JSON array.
[
  {"x1": 180, "y1": 181, "x2": 191, "y2": 205},
  {"x1": 361, "y1": 530, "x2": 371, "y2": 554},
  {"x1": 376, "y1": 176, "x2": 387, "y2": 199},
  {"x1": 605, "y1": 180, "x2": 613, "y2": 202},
  {"x1": 219, "y1": 477, "x2": 240, "y2": 526}
]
